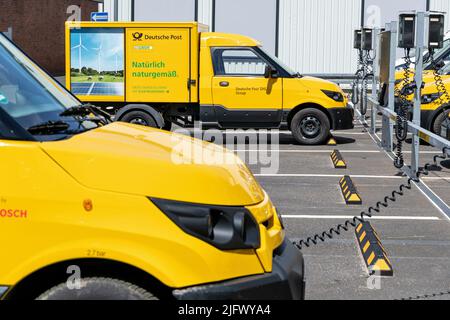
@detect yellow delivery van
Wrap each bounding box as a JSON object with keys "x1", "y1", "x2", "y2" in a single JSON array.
[
  {"x1": 0, "y1": 32, "x2": 304, "y2": 300},
  {"x1": 66, "y1": 22, "x2": 353, "y2": 145}
]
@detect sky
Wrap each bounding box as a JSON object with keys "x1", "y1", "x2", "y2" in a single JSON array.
[{"x1": 71, "y1": 28, "x2": 124, "y2": 72}]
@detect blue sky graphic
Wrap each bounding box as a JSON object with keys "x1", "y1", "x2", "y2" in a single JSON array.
[{"x1": 71, "y1": 28, "x2": 124, "y2": 72}]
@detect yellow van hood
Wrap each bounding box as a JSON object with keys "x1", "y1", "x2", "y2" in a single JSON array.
[
  {"x1": 41, "y1": 123, "x2": 265, "y2": 206},
  {"x1": 300, "y1": 76, "x2": 342, "y2": 91}
]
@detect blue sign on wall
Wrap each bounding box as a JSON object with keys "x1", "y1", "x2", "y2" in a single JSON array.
[{"x1": 91, "y1": 12, "x2": 109, "y2": 22}]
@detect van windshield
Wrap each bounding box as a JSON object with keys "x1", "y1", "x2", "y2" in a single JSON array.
[
  {"x1": 441, "y1": 61, "x2": 450, "y2": 74},
  {"x1": 0, "y1": 34, "x2": 98, "y2": 141},
  {"x1": 258, "y1": 47, "x2": 300, "y2": 77}
]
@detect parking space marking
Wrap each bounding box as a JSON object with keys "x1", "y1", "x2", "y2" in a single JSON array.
[
  {"x1": 236, "y1": 150, "x2": 381, "y2": 153},
  {"x1": 332, "y1": 132, "x2": 367, "y2": 135},
  {"x1": 244, "y1": 150, "x2": 443, "y2": 155},
  {"x1": 255, "y1": 173, "x2": 450, "y2": 181},
  {"x1": 237, "y1": 149, "x2": 439, "y2": 154},
  {"x1": 282, "y1": 215, "x2": 440, "y2": 221},
  {"x1": 294, "y1": 239, "x2": 450, "y2": 248}
]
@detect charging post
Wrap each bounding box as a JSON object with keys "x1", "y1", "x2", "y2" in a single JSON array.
[
  {"x1": 366, "y1": 11, "x2": 450, "y2": 215},
  {"x1": 370, "y1": 27, "x2": 381, "y2": 134},
  {"x1": 382, "y1": 22, "x2": 397, "y2": 151},
  {"x1": 411, "y1": 12, "x2": 426, "y2": 175},
  {"x1": 361, "y1": 28, "x2": 373, "y2": 122},
  {"x1": 397, "y1": 11, "x2": 445, "y2": 176},
  {"x1": 352, "y1": 28, "x2": 378, "y2": 123}
]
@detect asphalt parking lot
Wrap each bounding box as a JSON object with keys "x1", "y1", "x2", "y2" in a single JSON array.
[{"x1": 184, "y1": 115, "x2": 450, "y2": 300}]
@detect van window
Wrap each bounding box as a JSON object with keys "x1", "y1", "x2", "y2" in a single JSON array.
[
  {"x1": 212, "y1": 48, "x2": 268, "y2": 76},
  {"x1": 0, "y1": 43, "x2": 67, "y2": 129}
]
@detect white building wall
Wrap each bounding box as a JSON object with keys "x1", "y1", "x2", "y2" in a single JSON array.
[
  {"x1": 134, "y1": 0, "x2": 196, "y2": 22},
  {"x1": 102, "y1": 0, "x2": 132, "y2": 21},
  {"x1": 279, "y1": 0, "x2": 362, "y2": 75},
  {"x1": 103, "y1": 0, "x2": 450, "y2": 75},
  {"x1": 215, "y1": 0, "x2": 278, "y2": 54},
  {"x1": 198, "y1": 0, "x2": 213, "y2": 27},
  {"x1": 430, "y1": 0, "x2": 450, "y2": 32}
]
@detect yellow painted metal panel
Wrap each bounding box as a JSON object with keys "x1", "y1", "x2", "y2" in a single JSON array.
[
  {"x1": 125, "y1": 28, "x2": 191, "y2": 103},
  {"x1": 77, "y1": 95, "x2": 125, "y2": 102},
  {"x1": 212, "y1": 77, "x2": 282, "y2": 111},
  {"x1": 0, "y1": 125, "x2": 273, "y2": 288}
]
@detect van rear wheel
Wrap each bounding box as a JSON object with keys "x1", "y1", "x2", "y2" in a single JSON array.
[
  {"x1": 432, "y1": 110, "x2": 448, "y2": 135},
  {"x1": 120, "y1": 110, "x2": 158, "y2": 128},
  {"x1": 291, "y1": 108, "x2": 330, "y2": 145},
  {"x1": 162, "y1": 120, "x2": 173, "y2": 131},
  {"x1": 36, "y1": 277, "x2": 158, "y2": 300}
]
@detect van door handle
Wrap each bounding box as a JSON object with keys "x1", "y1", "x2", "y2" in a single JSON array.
[{"x1": 219, "y1": 81, "x2": 229, "y2": 87}]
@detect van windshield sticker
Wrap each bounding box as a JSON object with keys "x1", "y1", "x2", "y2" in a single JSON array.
[{"x1": 0, "y1": 92, "x2": 9, "y2": 105}]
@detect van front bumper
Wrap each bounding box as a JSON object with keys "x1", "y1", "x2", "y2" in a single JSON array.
[
  {"x1": 329, "y1": 105, "x2": 354, "y2": 130},
  {"x1": 173, "y1": 239, "x2": 305, "y2": 300}
]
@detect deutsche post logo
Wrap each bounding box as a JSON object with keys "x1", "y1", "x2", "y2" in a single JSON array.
[{"x1": 132, "y1": 32, "x2": 144, "y2": 41}]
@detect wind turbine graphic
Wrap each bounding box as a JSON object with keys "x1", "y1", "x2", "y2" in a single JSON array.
[
  {"x1": 92, "y1": 38, "x2": 103, "y2": 74},
  {"x1": 71, "y1": 34, "x2": 88, "y2": 73},
  {"x1": 113, "y1": 51, "x2": 121, "y2": 75}
]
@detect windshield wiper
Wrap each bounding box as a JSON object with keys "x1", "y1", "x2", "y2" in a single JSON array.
[
  {"x1": 27, "y1": 120, "x2": 70, "y2": 135},
  {"x1": 294, "y1": 72, "x2": 304, "y2": 78},
  {"x1": 60, "y1": 104, "x2": 112, "y2": 124}
]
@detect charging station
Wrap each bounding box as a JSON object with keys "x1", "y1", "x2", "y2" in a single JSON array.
[{"x1": 396, "y1": 11, "x2": 446, "y2": 173}]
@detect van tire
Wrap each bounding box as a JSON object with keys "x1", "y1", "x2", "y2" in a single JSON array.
[
  {"x1": 162, "y1": 121, "x2": 173, "y2": 131},
  {"x1": 36, "y1": 277, "x2": 158, "y2": 300},
  {"x1": 120, "y1": 110, "x2": 158, "y2": 128},
  {"x1": 432, "y1": 111, "x2": 447, "y2": 134},
  {"x1": 290, "y1": 108, "x2": 330, "y2": 145}
]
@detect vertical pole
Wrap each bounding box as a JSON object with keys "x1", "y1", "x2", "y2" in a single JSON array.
[
  {"x1": 114, "y1": 0, "x2": 119, "y2": 21},
  {"x1": 360, "y1": 52, "x2": 367, "y2": 122},
  {"x1": 361, "y1": 0, "x2": 366, "y2": 28},
  {"x1": 212, "y1": 0, "x2": 216, "y2": 32},
  {"x1": 383, "y1": 21, "x2": 396, "y2": 151},
  {"x1": 194, "y1": 0, "x2": 199, "y2": 22},
  {"x1": 275, "y1": 0, "x2": 280, "y2": 57},
  {"x1": 370, "y1": 27, "x2": 379, "y2": 134},
  {"x1": 411, "y1": 12, "x2": 425, "y2": 175}
]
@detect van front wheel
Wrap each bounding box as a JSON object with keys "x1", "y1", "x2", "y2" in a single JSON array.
[
  {"x1": 120, "y1": 110, "x2": 158, "y2": 128},
  {"x1": 36, "y1": 277, "x2": 158, "y2": 300},
  {"x1": 291, "y1": 108, "x2": 330, "y2": 145}
]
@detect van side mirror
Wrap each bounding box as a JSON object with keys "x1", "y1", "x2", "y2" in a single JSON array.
[{"x1": 264, "y1": 65, "x2": 278, "y2": 79}]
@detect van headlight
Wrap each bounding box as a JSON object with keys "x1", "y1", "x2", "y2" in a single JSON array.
[
  {"x1": 321, "y1": 90, "x2": 344, "y2": 102},
  {"x1": 421, "y1": 92, "x2": 443, "y2": 104},
  {"x1": 150, "y1": 198, "x2": 260, "y2": 250}
]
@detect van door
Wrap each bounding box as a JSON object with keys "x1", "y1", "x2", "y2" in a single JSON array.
[{"x1": 210, "y1": 47, "x2": 283, "y2": 128}]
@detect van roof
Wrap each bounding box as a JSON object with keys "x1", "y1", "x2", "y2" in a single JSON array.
[{"x1": 200, "y1": 33, "x2": 261, "y2": 47}]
